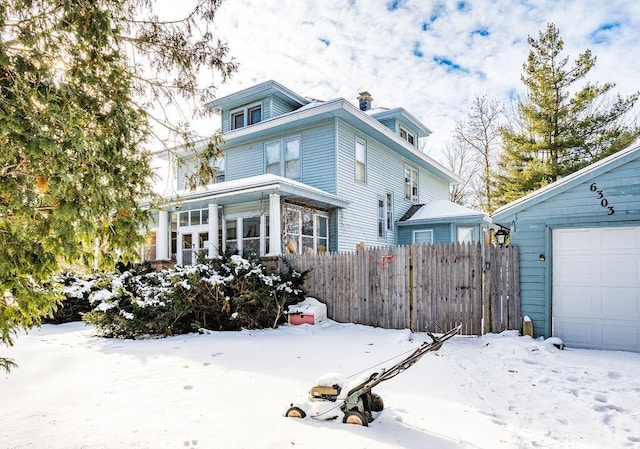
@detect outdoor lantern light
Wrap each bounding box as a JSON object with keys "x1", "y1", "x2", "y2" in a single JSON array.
[{"x1": 495, "y1": 229, "x2": 508, "y2": 247}]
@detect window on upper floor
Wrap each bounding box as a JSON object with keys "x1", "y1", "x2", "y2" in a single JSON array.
[
  {"x1": 231, "y1": 111, "x2": 244, "y2": 129},
  {"x1": 265, "y1": 136, "x2": 301, "y2": 179},
  {"x1": 355, "y1": 138, "x2": 366, "y2": 183},
  {"x1": 404, "y1": 165, "x2": 418, "y2": 202},
  {"x1": 231, "y1": 103, "x2": 262, "y2": 130},
  {"x1": 285, "y1": 138, "x2": 301, "y2": 179},
  {"x1": 399, "y1": 126, "x2": 416, "y2": 146},
  {"x1": 177, "y1": 154, "x2": 225, "y2": 190},
  {"x1": 248, "y1": 105, "x2": 262, "y2": 125}
]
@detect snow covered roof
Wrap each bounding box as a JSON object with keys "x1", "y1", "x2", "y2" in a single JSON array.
[{"x1": 397, "y1": 200, "x2": 490, "y2": 225}]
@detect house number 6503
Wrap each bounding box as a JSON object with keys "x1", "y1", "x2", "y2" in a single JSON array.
[{"x1": 589, "y1": 182, "x2": 615, "y2": 215}]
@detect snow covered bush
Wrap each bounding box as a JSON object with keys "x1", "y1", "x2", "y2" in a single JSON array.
[
  {"x1": 43, "y1": 271, "x2": 102, "y2": 324},
  {"x1": 83, "y1": 263, "x2": 181, "y2": 338},
  {"x1": 82, "y1": 255, "x2": 307, "y2": 338}
]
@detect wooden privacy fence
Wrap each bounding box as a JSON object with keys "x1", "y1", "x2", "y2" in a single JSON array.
[{"x1": 280, "y1": 242, "x2": 520, "y2": 335}]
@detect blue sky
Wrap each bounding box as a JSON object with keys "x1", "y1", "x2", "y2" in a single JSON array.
[{"x1": 197, "y1": 0, "x2": 640, "y2": 156}]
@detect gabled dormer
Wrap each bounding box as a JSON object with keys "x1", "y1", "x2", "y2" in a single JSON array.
[{"x1": 205, "y1": 80, "x2": 309, "y2": 133}]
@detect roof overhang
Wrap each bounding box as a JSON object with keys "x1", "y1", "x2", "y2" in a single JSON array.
[{"x1": 159, "y1": 174, "x2": 349, "y2": 210}]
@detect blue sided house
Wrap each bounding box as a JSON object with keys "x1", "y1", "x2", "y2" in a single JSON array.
[
  {"x1": 492, "y1": 141, "x2": 640, "y2": 352},
  {"x1": 145, "y1": 80, "x2": 489, "y2": 266}
]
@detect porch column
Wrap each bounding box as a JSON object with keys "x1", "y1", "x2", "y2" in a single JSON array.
[
  {"x1": 269, "y1": 193, "x2": 282, "y2": 256},
  {"x1": 208, "y1": 203, "x2": 219, "y2": 258},
  {"x1": 156, "y1": 210, "x2": 169, "y2": 260}
]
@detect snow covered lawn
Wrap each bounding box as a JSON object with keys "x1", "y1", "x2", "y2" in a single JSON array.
[{"x1": 2, "y1": 321, "x2": 639, "y2": 449}]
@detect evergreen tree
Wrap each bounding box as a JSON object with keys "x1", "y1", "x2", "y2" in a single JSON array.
[
  {"x1": 0, "y1": 0, "x2": 236, "y2": 371},
  {"x1": 494, "y1": 23, "x2": 639, "y2": 206}
]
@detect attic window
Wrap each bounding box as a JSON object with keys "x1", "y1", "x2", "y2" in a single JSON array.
[
  {"x1": 248, "y1": 105, "x2": 262, "y2": 125},
  {"x1": 231, "y1": 103, "x2": 262, "y2": 130},
  {"x1": 399, "y1": 126, "x2": 416, "y2": 146}
]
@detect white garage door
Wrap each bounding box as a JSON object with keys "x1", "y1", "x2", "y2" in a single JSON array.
[{"x1": 553, "y1": 226, "x2": 640, "y2": 351}]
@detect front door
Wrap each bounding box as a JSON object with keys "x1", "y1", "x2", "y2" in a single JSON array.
[
  {"x1": 179, "y1": 232, "x2": 210, "y2": 265},
  {"x1": 181, "y1": 233, "x2": 193, "y2": 266}
]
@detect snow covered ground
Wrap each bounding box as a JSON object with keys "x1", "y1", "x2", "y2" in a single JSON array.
[{"x1": 2, "y1": 320, "x2": 640, "y2": 449}]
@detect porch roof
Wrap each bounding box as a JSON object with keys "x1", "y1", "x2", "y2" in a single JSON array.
[{"x1": 160, "y1": 174, "x2": 349, "y2": 210}]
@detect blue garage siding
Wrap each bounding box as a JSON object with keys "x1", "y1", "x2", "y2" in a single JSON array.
[{"x1": 493, "y1": 146, "x2": 640, "y2": 338}]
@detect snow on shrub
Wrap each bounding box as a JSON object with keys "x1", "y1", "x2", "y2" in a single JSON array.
[
  {"x1": 43, "y1": 271, "x2": 103, "y2": 324},
  {"x1": 81, "y1": 254, "x2": 307, "y2": 338}
]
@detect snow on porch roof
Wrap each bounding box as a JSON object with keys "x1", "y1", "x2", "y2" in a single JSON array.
[{"x1": 397, "y1": 200, "x2": 490, "y2": 225}]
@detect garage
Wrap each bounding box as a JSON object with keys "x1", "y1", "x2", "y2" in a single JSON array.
[
  {"x1": 492, "y1": 142, "x2": 640, "y2": 350},
  {"x1": 552, "y1": 226, "x2": 640, "y2": 351}
]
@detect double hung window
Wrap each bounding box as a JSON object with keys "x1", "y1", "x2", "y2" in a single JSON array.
[
  {"x1": 405, "y1": 165, "x2": 418, "y2": 202},
  {"x1": 265, "y1": 136, "x2": 301, "y2": 179},
  {"x1": 377, "y1": 193, "x2": 394, "y2": 239},
  {"x1": 355, "y1": 138, "x2": 366, "y2": 182}
]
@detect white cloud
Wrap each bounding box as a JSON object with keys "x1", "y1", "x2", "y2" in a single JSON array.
[{"x1": 193, "y1": 0, "x2": 640, "y2": 160}]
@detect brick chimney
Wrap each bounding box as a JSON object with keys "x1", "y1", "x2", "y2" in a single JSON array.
[{"x1": 357, "y1": 91, "x2": 373, "y2": 111}]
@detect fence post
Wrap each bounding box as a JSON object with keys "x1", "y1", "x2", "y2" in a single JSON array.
[
  {"x1": 483, "y1": 247, "x2": 492, "y2": 334},
  {"x1": 408, "y1": 245, "x2": 415, "y2": 332}
]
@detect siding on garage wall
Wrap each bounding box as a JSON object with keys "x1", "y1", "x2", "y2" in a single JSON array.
[
  {"x1": 334, "y1": 119, "x2": 451, "y2": 251},
  {"x1": 506, "y1": 220, "x2": 548, "y2": 336},
  {"x1": 495, "y1": 153, "x2": 640, "y2": 338}
]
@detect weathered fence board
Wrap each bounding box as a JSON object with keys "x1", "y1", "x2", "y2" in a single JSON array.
[{"x1": 281, "y1": 242, "x2": 519, "y2": 335}]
